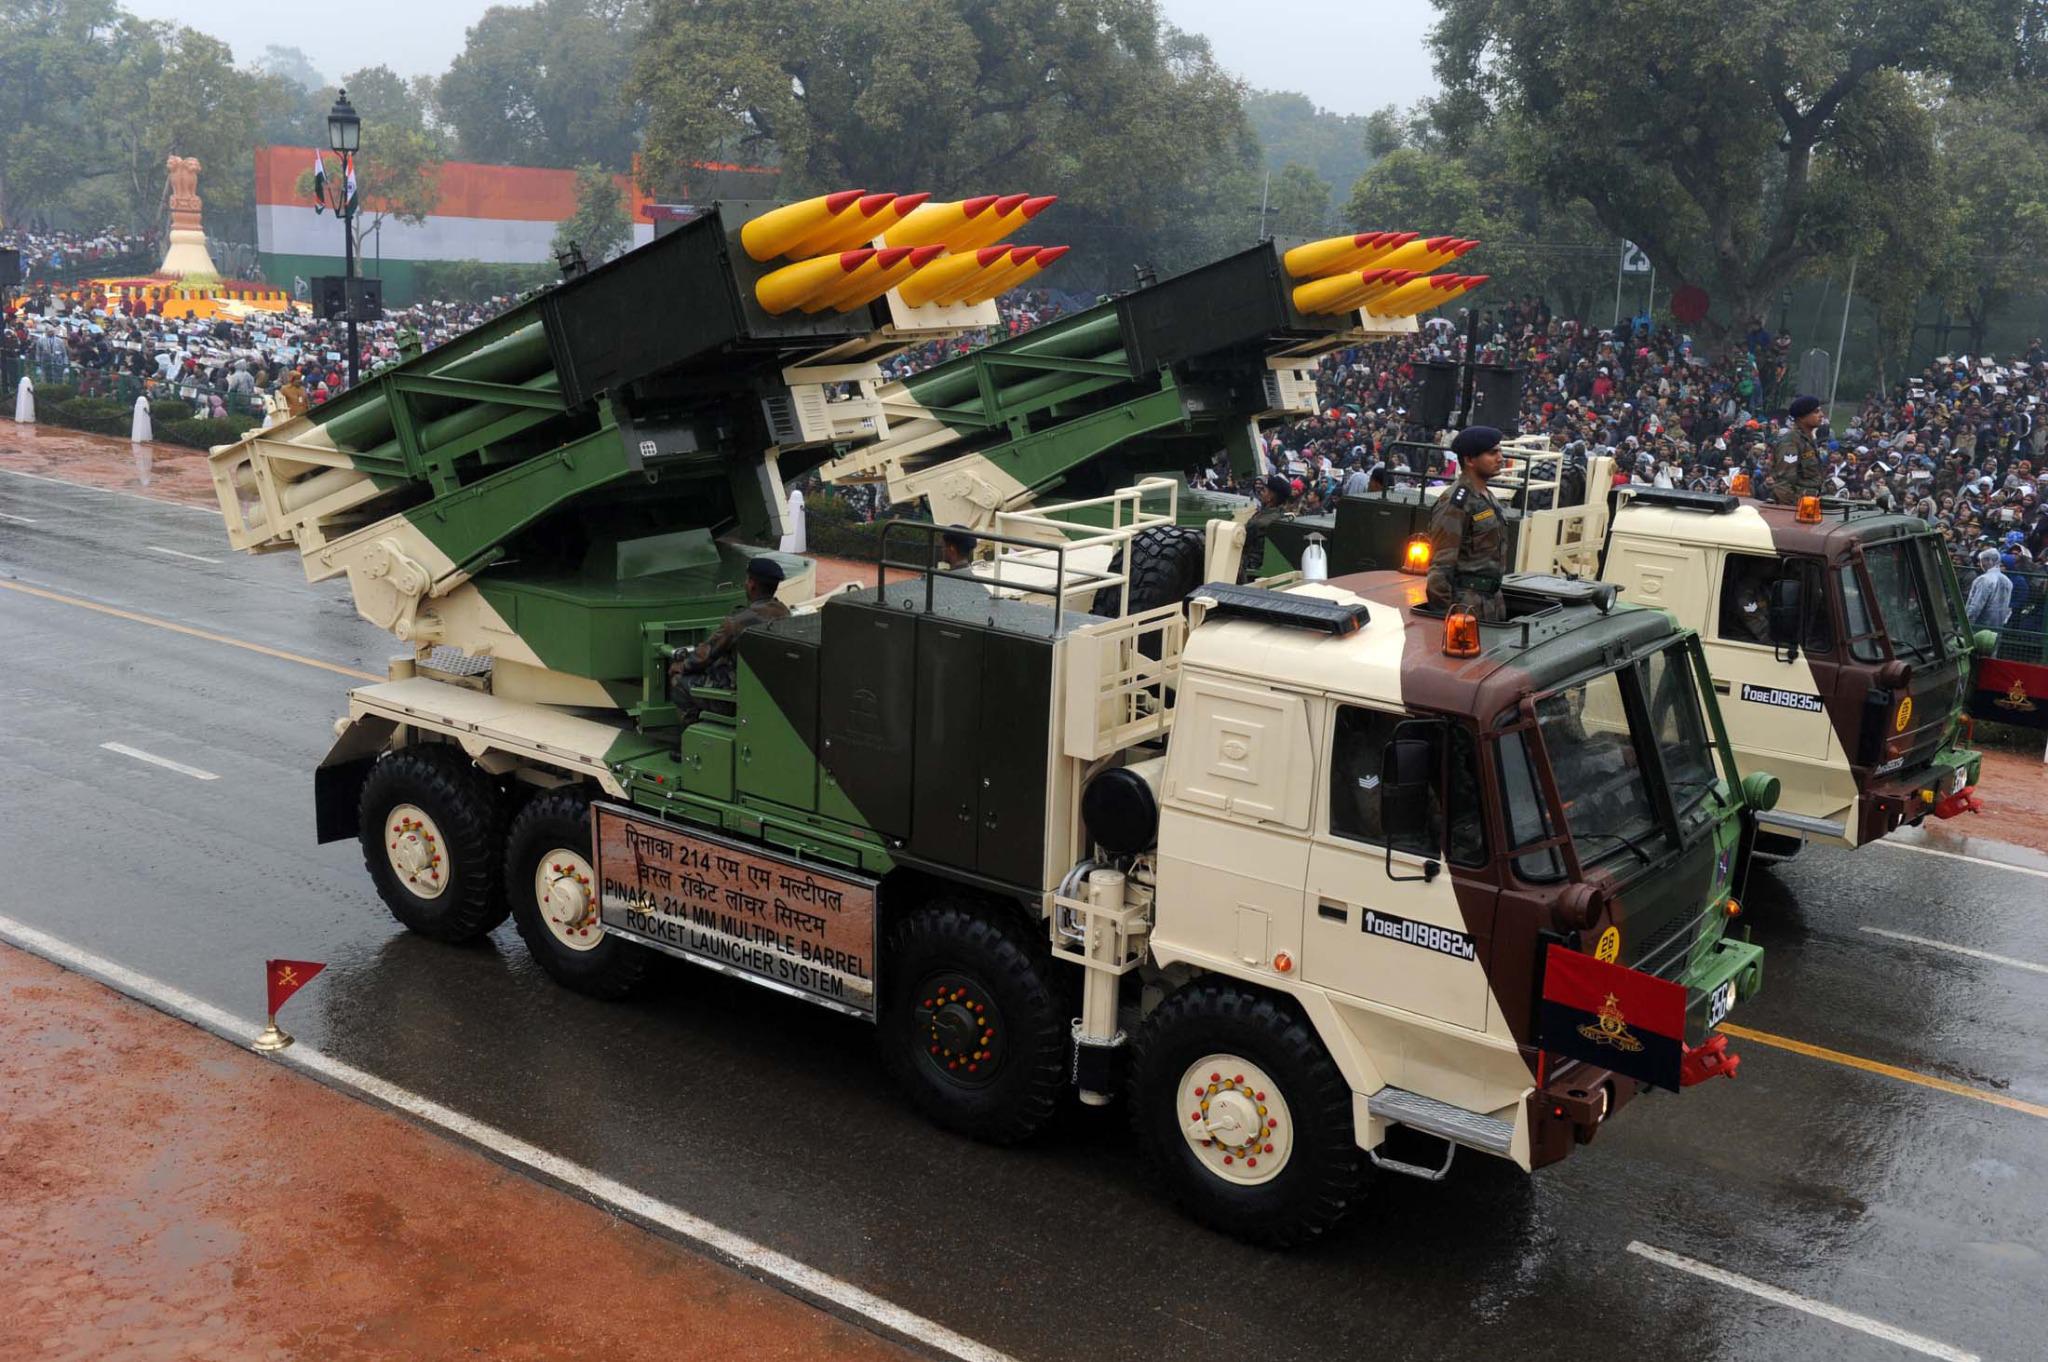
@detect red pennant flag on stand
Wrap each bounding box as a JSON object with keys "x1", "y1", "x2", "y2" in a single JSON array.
[{"x1": 266, "y1": 959, "x2": 326, "y2": 1018}]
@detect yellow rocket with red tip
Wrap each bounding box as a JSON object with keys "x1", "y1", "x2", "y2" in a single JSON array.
[
  {"x1": 783, "y1": 192, "x2": 907, "y2": 256},
  {"x1": 801, "y1": 246, "x2": 918, "y2": 312},
  {"x1": 755, "y1": 248, "x2": 877, "y2": 314},
  {"x1": 1368, "y1": 272, "x2": 1488, "y2": 317},
  {"x1": 1283, "y1": 230, "x2": 1421, "y2": 279},
  {"x1": 825, "y1": 244, "x2": 947, "y2": 310},
  {"x1": 1291, "y1": 266, "x2": 1419, "y2": 315},
  {"x1": 896, "y1": 245, "x2": 1010, "y2": 307},
  {"x1": 741, "y1": 190, "x2": 867, "y2": 262},
  {"x1": 948, "y1": 246, "x2": 1043, "y2": 304},
  {"x1": 884, "y1": 195, "x2": 1002, "y2": 248}
]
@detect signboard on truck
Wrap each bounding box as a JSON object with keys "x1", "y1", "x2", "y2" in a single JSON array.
[{"x1": 593, "y1": 805, "x2": 878, "y2": 1017}]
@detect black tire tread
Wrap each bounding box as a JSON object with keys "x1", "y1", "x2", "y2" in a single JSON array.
[
  {"x1": 880, "y1": 902, "x2": 1065, "y2": 1146},
  {"x1": 1128, "y1": 980, "x2": 1362, "y2": 1247},
  {"x1": 357, "y1": 745, "x2": 508, "y2": 943},
  {"x1": 1092, "y1": 524, "x2": 1207, "y2": 618},
  {"x1": 505, "y1": 789, "x2": 650, "y2": 1000}
]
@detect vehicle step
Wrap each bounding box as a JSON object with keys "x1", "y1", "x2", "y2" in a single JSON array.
[{"x1": 1367, "y1": 1086, "x2": 1514, "y2": 1157}]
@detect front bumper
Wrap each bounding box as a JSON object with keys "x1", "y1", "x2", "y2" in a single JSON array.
[
  {"x1": 1859, "y1": 744, "x2": 1982, "y2": 843},
  {"x1": 1526, "y1": 932, "x2": 1764, "y2": 1169}
]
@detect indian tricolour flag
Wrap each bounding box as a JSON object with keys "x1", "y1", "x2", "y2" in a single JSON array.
[
  {"x1": 343, "y1": 153, "x2": 358, "y2": 216},
  {"x1": 310, "y1": 149, "x2": 326, "y2": 215}
]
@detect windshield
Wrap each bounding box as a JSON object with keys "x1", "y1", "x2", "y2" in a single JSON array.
[
  {"x1": 1639, "y1": 645, "x2": 1720, "y2": 811},
  {"x1": 1853, "y1": 541, "x2": 1937, "y2": 663},
  {"x1": 1527, "y1": 670, "x2": 1661, "y2": 875}
]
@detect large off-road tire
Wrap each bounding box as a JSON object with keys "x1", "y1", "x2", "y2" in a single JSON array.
[
  {"x1": 358, "y1": 746, "x2": 509, "y2": 943},
  {"x1": 879, "y1": 901, "x2": 1066, "y2": 1145},
  {"x1": 1092, "y1": 524, "x2": 1207, "y2": 619},
  {"x1": 505, "y1": 790, "x2": 651, "y2": 1000},
  {"x1": 1129, "y1": 980, "x2": 1362, "y2": 1247}
]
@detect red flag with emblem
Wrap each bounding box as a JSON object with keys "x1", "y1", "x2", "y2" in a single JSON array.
[
  {"x1": 266, "y1": 959, "x2": 326, "y2": 1016},
  {"x1": 1538, "y1": 944, "x2": 1686, "y2": 1091}
]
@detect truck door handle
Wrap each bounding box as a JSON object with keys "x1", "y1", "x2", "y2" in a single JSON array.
[
  {"x1": 1712, "y1": 679, "x2": 1730, "y2": 695},
  {"x1": 1318, "y1": 900, "x2": 1348, "y2": 923}
]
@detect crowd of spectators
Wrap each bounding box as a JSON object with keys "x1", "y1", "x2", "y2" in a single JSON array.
[
  {"x1": 2, "y1": 226, "x2": 157, "y2": 282},
  {"x1": 3, "y1": 278, "x2": 520, "y2": 426}
]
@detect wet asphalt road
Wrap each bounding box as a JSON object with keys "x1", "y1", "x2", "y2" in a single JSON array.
[{"x1": 3, "y1": 468, "x2": 2044, "y2": 1362}]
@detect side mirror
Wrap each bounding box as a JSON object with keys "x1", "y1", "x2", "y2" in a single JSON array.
[
  {"x1": 1380, "y1": 737, "x2": 1435, "y2": 849},
  {"x1": 1767, "y1": 577, "x2": 1804, "y2": 649}
]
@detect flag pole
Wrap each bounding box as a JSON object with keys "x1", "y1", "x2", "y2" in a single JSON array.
[{"x1": 253, "y1": 1011, "x2": 293, "y2": 1052}]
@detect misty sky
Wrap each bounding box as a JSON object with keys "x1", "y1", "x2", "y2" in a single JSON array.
[{"x1": 116, "y1": 0, "x2": 1442, "y2": 118}]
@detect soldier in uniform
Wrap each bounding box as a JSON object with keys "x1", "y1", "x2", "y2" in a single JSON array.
[
  {"x1": 1426, "y1": 425, "x2": 1510, "y2": 621},
  {"x1": 1239, "y1": 474, "x2": 1292, "y2": 583},
  {"x1": 669, "y1": 557, "x2": 792, "y2": 722},
  {"x1": 1769, "y1": 395, "x2": 1828, "y2": 504}
]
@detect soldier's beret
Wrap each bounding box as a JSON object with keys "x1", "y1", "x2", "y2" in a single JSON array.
[
  {"x1": 746, "y1": 557, "x2": 786, "y2": 585},
  {"x1": 1788, "y1": 395, "x2": 1822, "y2": 418},
  {"x1": 1451, "y1": 425, "x2": 1502, "y2": 458}
]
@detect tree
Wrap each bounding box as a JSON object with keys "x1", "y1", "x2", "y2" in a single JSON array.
[
  {"x1": 552, "y1": 164, "x2": 632, "y2": 264},
  {"x1": 1361, "y1": 104, "x2": 1407, "y2": 161},
  {"x1": 629, "y1": 0, "x2": 1261, "y2": 285},
  {"x1": 296, "y1": 124, "x2": 443, "y2": 259},
  {"x1": 1263, "y1": 162, "x2": 1331, "y2": 236},
  {"x1": 0, "y1": 0, "x2": 124, "y2": 226},
  {"x1": 255, "y1": 44, "x2": 323, "y2": 92},
  {"x1": 86, "y1": 16, "x2": 288, "y2": 239},
  {"x1": 1344, "y1": 143, "x2": 1616, "y2": 320},
  {"x1": 1430, "y1": 0, "x2": 2024, "y2": 338},
  {"x1": 328, "y1": 65, "x2": 435, "y2": 134},
  {"x1": 438, "y1": 0, "x2": 646, "y2": 168},
  {"x1": 1929, "y1": 90, "x2": 2048, "y2": 354},
  {"x1": 1244, "y1": 90, "x2": 1370, "y2": 191}
]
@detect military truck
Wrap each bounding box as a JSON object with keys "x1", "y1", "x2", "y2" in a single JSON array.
[
  {"x1": 210, "y1": 207, "x2": 1764, "y2": 1245},
  {"x1": 1261, "y1": 439, "x2": 1985, "y2": 854}
]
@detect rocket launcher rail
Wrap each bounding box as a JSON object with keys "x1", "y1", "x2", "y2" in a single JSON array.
[{"x1": 205, "y1": 198, "x2": 1020, "y2": 712}]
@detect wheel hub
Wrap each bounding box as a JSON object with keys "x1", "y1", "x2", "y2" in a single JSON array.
[
  {"x1": 385, "y1": 805, "x2": 447, "y2": 900},
  {"x1": 536, "y1": 849, "x2": 601, "y2": 952},
  {"x1": 1179, "y1": 1054, "x2": 1293, "y2": 1187},
  {"x1": 915, "y1": 975, "x2": 1002, "y2": 1086}
]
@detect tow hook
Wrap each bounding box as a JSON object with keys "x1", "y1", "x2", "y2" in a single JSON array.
[
  {"x1": 1933, "y1": 785, "x2": 1982, "y2": 820},
  {"x1": 1681, "y1": 1034, "x2": 1740, "y2": 1086}
]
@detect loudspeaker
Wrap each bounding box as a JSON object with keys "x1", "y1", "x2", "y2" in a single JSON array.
[
  {"x1": 311, "y1": 274, "x2": 383, "y2": 321},
  {"x1": 1470, "y1": 363, "x2": 1523, "y2": 432},
  {"x1": 0, "y1": 247, "x2": 19, "y2": 287},
  {"x1": 1415, "y1": 360, "x2": 1459, "y2": 429},
  {"x1": 311, "y1": 275, "x2": 348, "y2": 319}
]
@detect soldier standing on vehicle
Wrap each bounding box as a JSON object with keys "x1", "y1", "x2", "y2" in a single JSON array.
[
  {"x1": 1239, "y1": 473, "x2": 1293, "y2": 583},
  {"x1": 669, "y1": 557, "x2": 791, "y2": 721},
  {"x1": 1426, "y1": 425, "x2": 1510, "y2": 621},
  {"x1": 1770, "y1": 395, "x2": 1827, "y2": 504}
]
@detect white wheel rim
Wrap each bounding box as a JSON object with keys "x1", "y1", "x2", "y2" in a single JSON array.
[
  {"x1": 1178, "y1": 1053, "x2": 1294, "y2": 1187},
  {"x1": 385, "y1": 804, "x2": 449, "y2": 900},
  {"x1": 535, "y1": 848, "x2": 602, "y2": 952}
]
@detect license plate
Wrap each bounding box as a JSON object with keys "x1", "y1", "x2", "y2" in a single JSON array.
[{"x1": 1707, "y1": 979, "x2": 1737, "y2": 1028}]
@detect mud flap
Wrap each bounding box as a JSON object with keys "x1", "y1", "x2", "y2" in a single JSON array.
[{"x1": 315, "y1": 715, "x2": 399, "y2": 844}]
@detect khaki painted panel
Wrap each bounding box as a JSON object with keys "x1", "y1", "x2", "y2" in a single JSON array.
[
  {"x1": 1153, "y1": 811, "x2": 1308, "y2": 976},
  {"x1": 1302, "y1": 839, "x2": 1491, "y2": 1031},
  {"x1": 1161, "y1": 676, "x2": 1313, "y2": 829}
]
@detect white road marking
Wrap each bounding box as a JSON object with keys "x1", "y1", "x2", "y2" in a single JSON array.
[
  {"x1": 99, "y1": 742, "x2": 220, "y2": 781},
  {"x1": 0, "y1": 914, "x2": 1020, "y2": 1362},
  {"x1": 1627, "y1": 1242, "x2": 1978, "y2": 1361},
  {"x1": 1861, "y1": 926, "x2": 2048, "y2": 977},
  {"x1": 0, "y1": 511, "x2": 37, "y2": 524},
  {"x1": 0, "y1": 466, "x2": 219, "y2": 514},
  {"x1": 1879, "y1": 839, "x2": 2048, "y2": 882},
  {"x1": 146, "y1": 544, "x2": 223, "y2": 564}
]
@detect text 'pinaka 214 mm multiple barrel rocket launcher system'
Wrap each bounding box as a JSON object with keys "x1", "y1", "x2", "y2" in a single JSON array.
[{"x1": 206, "y1": 202, "x2": 1762, "y2": 1247}]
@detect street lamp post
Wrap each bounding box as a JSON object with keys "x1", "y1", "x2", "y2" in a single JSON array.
[{"x1": 326, "y1": 91, "x2": 361, "y2": 389}]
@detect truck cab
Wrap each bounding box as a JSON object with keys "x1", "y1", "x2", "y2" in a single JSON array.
[
  {"x1": 1138, "y1": 573, "x2": 1762, "y2": 1198},
  {"x1": 1264, "y1": 441, "x2": 1984, "y2": 851}
]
